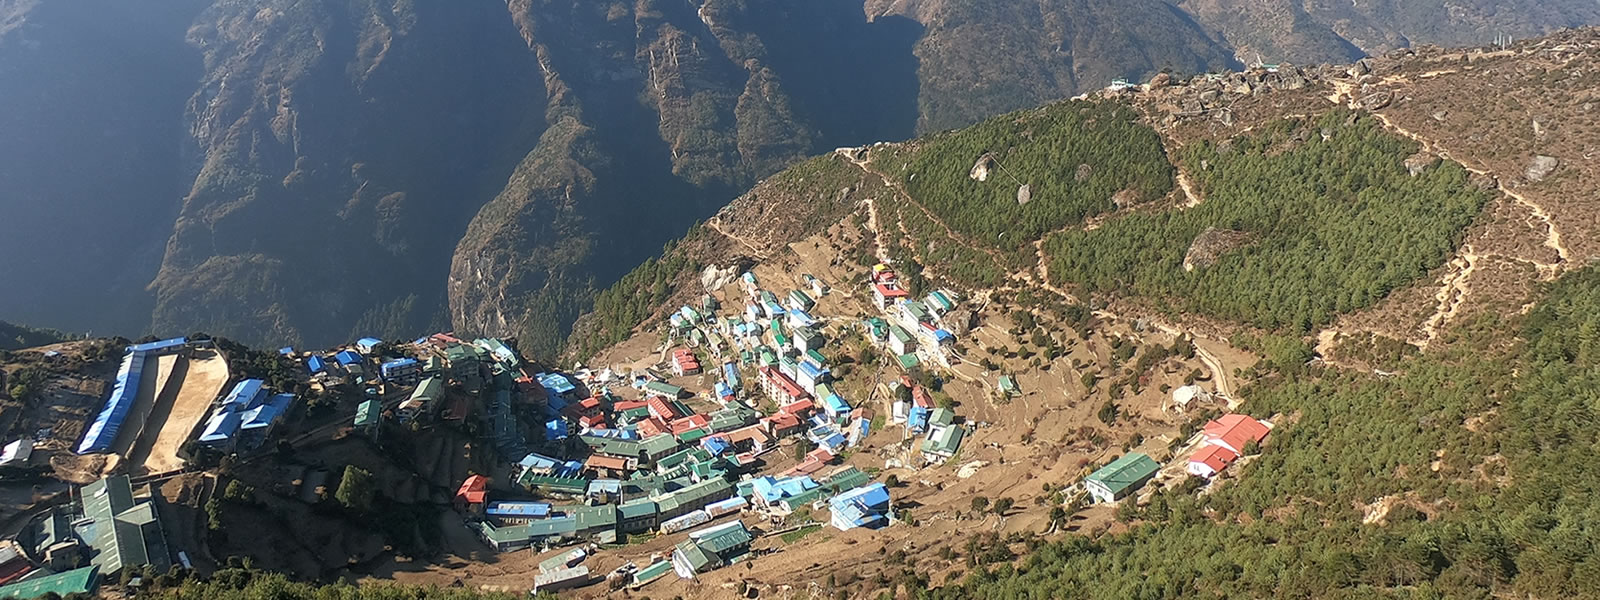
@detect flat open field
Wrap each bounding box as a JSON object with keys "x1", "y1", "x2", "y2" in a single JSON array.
[
  {"x1": 129, "y1": 350, "x2": 229, "y2": 474},
  {"x1": 119, "y1": 350, "x2": 228, "y2": 474}
]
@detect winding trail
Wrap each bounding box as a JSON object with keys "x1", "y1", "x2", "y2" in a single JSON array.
[
  {"x1": 1322, "y1": 74, "x2": 1570, "y2": 348},
  {"x1": 706, "y1": 217, "x2": 772, "y2": 260},
  {"x1": 1420, "y1": 247, "x2": 1480, "y2": 345},
  {"x1": 835, "y1": 144, "x2": 1241, "y2": 406}
]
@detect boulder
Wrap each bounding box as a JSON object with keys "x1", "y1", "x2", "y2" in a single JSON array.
[
  {"x1": 970, "y1": 153, "x2": 996, "y2": 182},
  {"x1": 1525, "y1": 155, "x2": 1560, "y2": 182}
]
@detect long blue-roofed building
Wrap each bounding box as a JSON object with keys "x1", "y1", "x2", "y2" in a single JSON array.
[{"x1": 77, "y1": 337, "x2": 192, "y2": 455}]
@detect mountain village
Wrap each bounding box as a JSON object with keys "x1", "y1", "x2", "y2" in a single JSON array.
[{"x1": 0, "y1": 238, "x2": 1280, "y2": 598}]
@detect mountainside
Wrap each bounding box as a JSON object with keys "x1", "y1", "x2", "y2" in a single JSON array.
[
  {"x1": 554, "y1": 29, "x2": 1600, "y2": 599},
  {"x1": 3, "y1": 1, "x2": 1600, "y2": 361}
]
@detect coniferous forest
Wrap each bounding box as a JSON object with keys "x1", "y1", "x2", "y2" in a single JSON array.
[
  {"x1": 873, "y1": 100, "x2": 1175, "y2": 248},
  {"x1": 923, "y1": 267, "x2": 1600, "y2": 600},
  {"x1": 1044, "y1": 111, "x2": 1487, "y2": 332}
]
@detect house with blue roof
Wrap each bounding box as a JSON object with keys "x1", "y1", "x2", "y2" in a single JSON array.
[
  {"x1": 486, "y1": 501, "x2": 552, "y2": 523},
  {"x1": 306, "y1": 355, "x2": 326, "y2": 374},
  {"x1": 198, "y1": 380, "x2": 291, "y2": 451},
  {"x1": 380, "y1": 357, "x2": 423, "y2": 385},
  {"x1": 356, "y1": 338, "x2": 383, "y2": 354},
  {"x1": 829, "y1": 483, "x2": 891, "y2": 531},
  {"x1": 334, "y1": 350, "x2": 363, "y2": 366}
]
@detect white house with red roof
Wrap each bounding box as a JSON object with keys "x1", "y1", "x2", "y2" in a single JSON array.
[
  {"x1": 1202, "y1": 414, "x2": 1272, "y2": 455},
  {"x1": 1187, "y1": 445, "x2": 1239, "y2": 478}
]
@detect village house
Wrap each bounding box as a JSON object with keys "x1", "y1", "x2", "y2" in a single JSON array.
[
  {"x1": 671, "y1": 521, "x2": 754, "y2": 579},
  {"x1": 1085, "y1": 453, "x2": 1161, "y2": 504},
  {"x1": 671, "y1": 348, "x2": 701, "y2": 376},
  {"x1": 829, "y1": 483, "x2": 892, "y2": 531},
  {"x1": 1188, "y1": 445, "x2": 1238, "y2": 478},
  {"x1": 379, "y1": 357, "x2": 423, "y2": 386},
  {"x1": 1202, "y1": 414, "x2": 1272, "y2": 454}
]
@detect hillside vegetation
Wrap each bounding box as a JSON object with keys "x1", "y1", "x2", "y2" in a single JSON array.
[
  {"x1": 873, "y1": 101, "x2": 1174, "y2": 249},
  {"x1": 0, "y1": 320, "x2": 74, "y2": 351},
  {"x1": 1044, "y1": 111, "x2": 1487, "y2": 332},
  {"x1": 927, "y1": 266, "x2": 1600, "y2": 600}
]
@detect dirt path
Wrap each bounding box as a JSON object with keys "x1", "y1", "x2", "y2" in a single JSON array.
[
  {"x1": 1420, "y1": 247, "x2": 1479, "y2": 346},
  {"x1": 861, "y1": 195, "x2": 891, "y2": 264},
  {"x1": 705, "y1": 218, "x2": 771, "y2": 260},
  {"x1": 1331, "y1": 76, "x2": 1568, "y2": 278},
  {"x1": 1177, "y1": 169, "x2": 1202, "y2": 208}
]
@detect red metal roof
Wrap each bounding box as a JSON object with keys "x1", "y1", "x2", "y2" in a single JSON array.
[
  {"x1": 780, "y1": 398, "x2": 815, "y2": 416},
  {"x1": 638, "y1": 417, "x2": 669, "y2": 438},
  {"x1": 764, "y1": 411, "x2": 802, "y2": 432},
  {"x1": 1191, "y1": 445, "x2": 1237, "y2": 473},
  {"x1": 455, "y1": 475, "x2": 488, "y2": 505},
  {"x1": 672, "y1": 414, "x2": 711, "y2": 434},
  {"x1": 613, "y1": 400, "x2": 647, "y2": 411},
  {"x1": 764, "y1": 369, "x2": 809, "y2": 401},
  {"x1": 586, "y1": 454, "x2": 631, "y2": 471},
  {"x1": 874, "y1": 283, "x2": 909, "y2": 298},
  {"x1": 1203, "y1": 414, "x2": 1271, "y2": 453},
  {"x1": 912, "y1": 386, "x2": 934, "y2": 409},
  {"x1": 647, "y1": 396, "x2": 683, "y2": 421}
]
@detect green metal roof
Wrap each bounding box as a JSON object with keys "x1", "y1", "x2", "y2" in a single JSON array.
[
  {"x1": 896, "y1": 354, "x2": 920, "y2": 370},
  {"x1": 697, "y1": 523, "x2": 753, "y2": 555},
  {"x1": 889, "y1": 325, "x2": 914, "y2": 343},
  {"x1": 355, "y1": 399, "x2": 382, "y2": 426},
  {"x1": 0, "y1": 566, "x2": 97, "y2": 599},
  {"x1": 675, "y1": 428, "x2": 710, "y2": 444},
  {"x1": 639, "y1": 434, "x2": 682, "y2": 459},
  {"x1": 409, "y1": 376, "x2": 443, "y2": 403},
  {"x1": 642, "y1": 381, "x2": 685, "y2": 398},
  {"x1": 567, "y1": 504, "x2": 618, "y2": 531},
  {"x1": 922, "y1": 425, "x2": 965, "y2": 456},
  {"x1": 999, "y1": 375, "x2": 1019, "y2": 394},
  {"x1": 582, "y1": 435, "x2": 641, "y2": 457},
  {"x1": 633, "y1": 560, "x2": 674, "y2": 586},
  {"x1": 1086, "y1": 453, "x2": 1161, "y2": 495},
  {"x1": 619, "y1": 499, "x2": 659, "y2": 519},
  {"x1": 804, "y1": 349, "x2": 828, "y2": 365},
  {"x1": 520, "y1": 474, "x2": 590, "y2": 494},
  {"x1": 83, "y1": 475, "x2": 166, "y2": 575},
  {"x1": 929, "y1": 407, "x2": 955, "y2": 427},
  {"x1": 675, "y1": 539, "x2": 716, "y2": 571}
]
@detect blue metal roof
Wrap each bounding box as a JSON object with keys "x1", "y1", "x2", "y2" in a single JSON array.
[
  {"x1": 334, "y1": 350, "x2": 362, "y2": 366},
  {"x1": 241, "y1": 394, "x2": 293, "y2": 430},
  {"x1": 127, "y1": 337, "x2": 187, "y2": 353},
  {"x1": 831, "y1": 483, "x2": 891, "y2": 510},
  {"x1": 199, "y1": 405, "x2": 242, "y2": 443},
  {"x1": 306, "y1": 356, "x2": 326, "y2": 373},
  {"x1": 278, "y1": 346, "x2": 295, "y2": 355},
  {"x1": 78, "y1": 349, "x2": 145, "y2": 454},
  {"x1": 799, "y1": 362, "x2": 826, "y2": 380},
  {"x1": 537, "y1": 372, "x2": 576, "y2": 394},
  {"x1": 222, "y1": 379, "x2": 266, "y2": 408},
  {"x1": 823, "y1": 394, "x2": 851, "y2": 415},
  {"x1": 545, "y1": 419, "x2": 569, "y2": 440},
  {"x1": 356, "y1": 338, "x2": 382, "y2": 351},
  {"x1": 486, "y1": 501, "x2": 552, "y2": 518},
  {"x1": 519, "y1": 453, "x2": 560, "y2": 471}
]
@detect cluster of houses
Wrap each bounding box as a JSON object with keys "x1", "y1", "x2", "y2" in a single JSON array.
[
  {"x1": 880, "y1": 377, "x2": 968, "y2": 464},
  {"x1": 1081, "y1": 412, "x2": 1272, "y2": 505},
  {"x1": 433, "y1": 269, "x2": 937, "y2": 586},
  {"x1": 0, "y1": 472, "x2": 180, "y2": 600},
  {"x1": 1185, "y1": 414, "x2": 1272, "y2": 479},
  {"x1": 864, "y1": 265, "x2": 962, "y2": 370}
]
